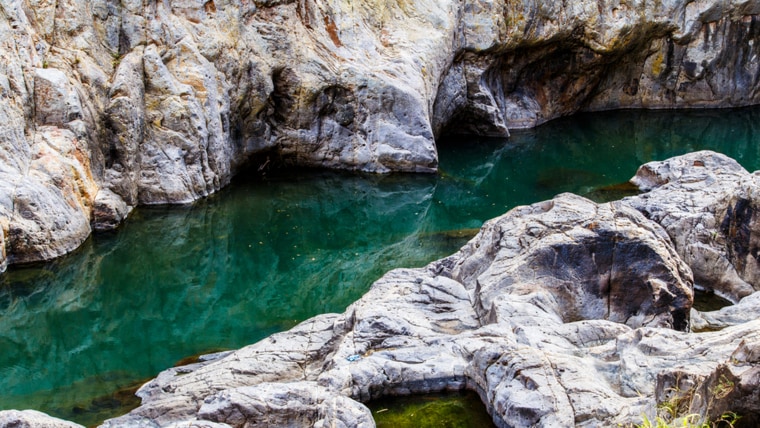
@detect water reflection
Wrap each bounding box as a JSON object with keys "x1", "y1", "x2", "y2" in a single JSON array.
[
  {"x1": 2, "y1": 107, "x2": 760, "y2": 425},
  {"x1": 0, "y1": 172, "x2": 443, "y2": 425}
]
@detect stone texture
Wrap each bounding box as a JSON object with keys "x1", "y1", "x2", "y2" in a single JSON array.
[
  {"x1": 197, "y1": 382, "x2": 375, "y2": 428},
  {"x1": 446, "y1": 193, "x2": 693, "y2": 331},
  {"x1": 91, "y1": 188, "x2": 132, "y2": 232},
  {"x1": 33, "y1": 68, "x2": 83, "y2": 126},
  {"x1": 691, "y1": 291, "x2": 760, "y2": 331},
  {"x1": 0, "y1": 409, "x2": 84, "y2": 428},
  {"x1": 3, "y1": 0, "x2": 760, "y2": 269},
  {"x1": 7, "y1": 127, "x2": 97, "y2": 265},
  {"x1": 624, "y1": 151, "x2": 760, "y2": 302}
]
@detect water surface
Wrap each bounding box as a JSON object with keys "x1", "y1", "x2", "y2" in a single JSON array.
[
  {"x1": 2, "y1": 107, "x2": 760, "y2": 425},
  {"x1": 369, "y1": 390, "x2": 495, "y2": 428}
]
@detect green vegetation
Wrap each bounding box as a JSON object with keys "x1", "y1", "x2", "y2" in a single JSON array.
[
  {"x1": 636, "y1": 411, "x2": 740, "y2": 428},
  {"x1": 111, "y1": 51, "x2": 122, "y2": 68},
  {"x1": 369, "y1": 391, "x2": 495, "y2": 428},
  {"x1": 634, "y1": 374, "x2": 740, "y2": 428}
]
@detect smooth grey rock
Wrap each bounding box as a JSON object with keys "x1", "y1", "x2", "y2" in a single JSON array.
[
  {"x1": 0, "y1": 409, "x2": 84, "y2": 428},
  {"x1": 101, "y1": 313, "x2": 349, "y2": 426},
  {"x1": 91, "y1": 188, "x2": 132, "y2": 232},
  {"x1": 625, "y1": 151, "x2": 760, "y2": 302},
  {"x1": 446, "y1": 193, "x2": 693, "y2": 331},
  {"x1": 197, "y1": 382, "x2": 375, "y2": 428},
  {"x1": 103, "y1": 47, "x2": 145, "y2": 208}
]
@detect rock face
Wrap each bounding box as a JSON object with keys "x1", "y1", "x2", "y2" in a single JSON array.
[
  {"x1": 446, "y1": 194, "x2": 693, "y2": 331},
  {"x1": 625, "y1": 151, "x2": 760, "y2": 302},
  {"x1": 3, "y1": 0, "x2": 760, "y2": 270}
]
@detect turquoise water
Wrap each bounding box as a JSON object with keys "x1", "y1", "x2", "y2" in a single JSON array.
[{"x1": 1, "y1": 108, "x2": 760, "y2": 426}]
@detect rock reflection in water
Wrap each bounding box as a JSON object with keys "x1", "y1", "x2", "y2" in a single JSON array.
[{"x1": 0, "y1": 171, "x2": 442, "y2": 424}]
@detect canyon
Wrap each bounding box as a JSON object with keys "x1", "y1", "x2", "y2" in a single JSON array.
[{"x1": 2, "y1": 0, "x2": 760, "y2": 426}]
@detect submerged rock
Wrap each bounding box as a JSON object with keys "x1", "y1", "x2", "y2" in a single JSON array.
[
  {"x1": 3, "y1": 0, "x2": 760, "y2": 269},
  {"x1": 91, "y1": 153, "x2": 760, "y2": 427}
]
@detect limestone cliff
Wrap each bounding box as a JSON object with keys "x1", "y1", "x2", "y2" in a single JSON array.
[{"x1": 2, "y1": 0, "x2": 760, "y2": 270}]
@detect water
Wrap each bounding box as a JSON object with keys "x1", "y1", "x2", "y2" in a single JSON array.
[
  {"x1": 1, "y1": 107, "x2": 760, "y2": 426},
  {"x1": 369, "y1": 390, "x2": 495, "y2": 428}
]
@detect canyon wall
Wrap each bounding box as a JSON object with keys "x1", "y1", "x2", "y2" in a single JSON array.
[{"x1": 2, "y1": 0, "x2": 760, "y2": 270}]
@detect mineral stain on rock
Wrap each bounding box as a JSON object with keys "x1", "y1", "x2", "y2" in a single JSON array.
[{"x1": 721, "y1": 197, "x2": 757, "y2": 275}]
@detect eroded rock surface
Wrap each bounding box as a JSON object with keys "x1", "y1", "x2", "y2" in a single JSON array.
[
  {"x1": 0, "y1": 409, "x2": 84, "y2": 428},
  {"x1": 3, "y1": 0, "x2": 760, "y2": 269},
  {"x1": 625, "y1": 151, "x2": 760, "y2": 302}
]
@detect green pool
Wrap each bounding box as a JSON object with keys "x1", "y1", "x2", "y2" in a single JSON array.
[{"x1": 2, "y1": 107, "x2": 759, "y2": 426}]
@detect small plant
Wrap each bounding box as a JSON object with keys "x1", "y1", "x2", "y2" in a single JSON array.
[
  {"x1": 111, "y1": 51, "x2": 122, "y2": 68},
  {"x1": 635, "y1": 411, "x2": 739, "y2": 428},
  {"x1": 638, "y1": 413, "x2": 705, "y2": 428},
  {"x1": 632, "y1": 371, "x2": 741, "y2": 428},
  {"x1": 716, "y1": 412, "x2": 741, "y2": 427},
  {"x1": 711, "y1": 375, "x2": 734, "y2": 400}
]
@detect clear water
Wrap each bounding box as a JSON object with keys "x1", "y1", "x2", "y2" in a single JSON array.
[
  {"x1": 1, "y1": 107, "x2": 760, "y2": 426},
  {"x1": 369, "y1": 390, "x2": 496, "y2": 428}
]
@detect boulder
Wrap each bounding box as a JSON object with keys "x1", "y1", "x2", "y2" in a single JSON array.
[
  {"x1": 7, "y1": 128, "x2": 97, "y2": 265},
  {"x1": 91, "y1": 188, "x2": 132, "y2": 232},
  {"x1": 445, "y1": 193, "x2": 693, "y2": 331},
  {"x1": 0, "y1": 409, "x2": 84, "y2": 428},
  {"x1": 625, "y1": 151, "x2": 760, "y2": 302}
]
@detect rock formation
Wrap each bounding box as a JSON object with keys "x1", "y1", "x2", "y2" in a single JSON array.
[
  {"x1": 3, "y1": 0, "x2": 760, "y2": 270},
  {"x1": 0, "y1": 409, "x2": 84, "y2": 428},
  {"x1": 81, "y1": 152, "x2": 759, "y2": 427},
  {"x1": 625, "y1": 151, "x2": 760, "y2": 303}
]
